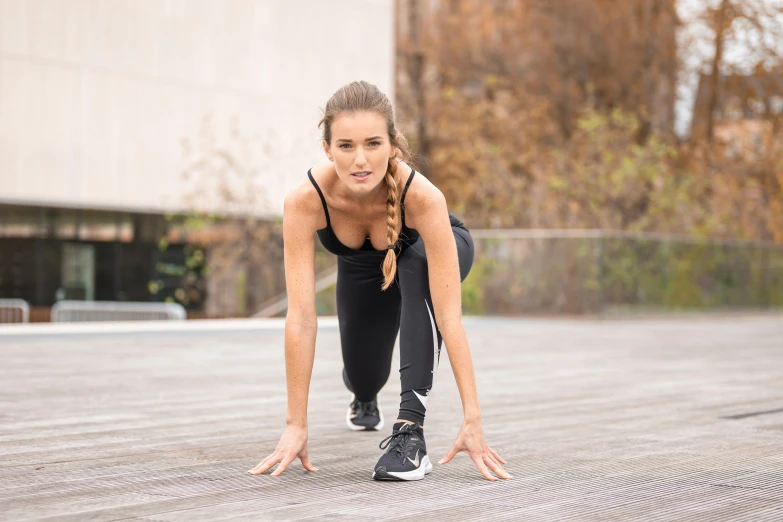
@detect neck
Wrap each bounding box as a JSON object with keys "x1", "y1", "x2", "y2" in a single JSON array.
[{"x1": 354, "y1": 182, "x2": 387, "y2": 204}]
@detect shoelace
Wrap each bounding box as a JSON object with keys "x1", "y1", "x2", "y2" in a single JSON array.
[{"x1": 378, "y1": 423, "x2": 421, "y2": 457}]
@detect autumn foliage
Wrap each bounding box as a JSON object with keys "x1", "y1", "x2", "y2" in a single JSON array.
[{"x1": 395, "y1": 0, "x2": 783, "y2": 242}]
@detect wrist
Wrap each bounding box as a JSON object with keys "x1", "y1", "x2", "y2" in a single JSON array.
[
  {"x1": 286, "y1": 415, "x2": 308, "y2": 429},
  {"x1": 463, "y1": 414, "x2": 482, "y2": 426},
  {"x1": 463, "y1": 403, "x2": 482, "y2": 424}
]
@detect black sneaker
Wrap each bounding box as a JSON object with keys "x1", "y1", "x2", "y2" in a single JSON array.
[
  {"x1": 372, "y1": 422, "x2": 432, "y2": 481},
  {"x1": 346, "y1": 395, "x2": 384, "y2": 431}
]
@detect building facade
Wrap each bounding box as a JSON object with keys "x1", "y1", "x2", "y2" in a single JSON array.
[{"x1": 0, "y1": 0, "x2": 394, "y2": 316}]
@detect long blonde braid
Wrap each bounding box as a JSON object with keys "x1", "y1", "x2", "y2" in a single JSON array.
[{"x1": 381, "y1": 156, "x2": 401, "y2": 290}]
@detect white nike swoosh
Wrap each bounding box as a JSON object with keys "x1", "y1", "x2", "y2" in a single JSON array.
[
  {"x1": 407, "y1": 449, "x2": 420, "y2": 467},
  {"x1": 413, "y1": 390, "x2": 429, "y2": 408}
]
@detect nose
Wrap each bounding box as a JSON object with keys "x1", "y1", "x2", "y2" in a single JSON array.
[{"x1": 354, "y1": 147, "x2": 367, "y2": 168}]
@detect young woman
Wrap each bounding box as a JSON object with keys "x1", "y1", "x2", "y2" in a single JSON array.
[{"x1": 248, "y1": 81, "x2": 510, "y2": 482}]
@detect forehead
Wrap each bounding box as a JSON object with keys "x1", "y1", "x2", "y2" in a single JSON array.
[{"x1": 331, "y1": 111, "x2": 388, "y2": 139}]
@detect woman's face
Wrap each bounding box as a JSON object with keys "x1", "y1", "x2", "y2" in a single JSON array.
[{"x1": 323, "y1": 111, "x2": 396, "y2": 197}]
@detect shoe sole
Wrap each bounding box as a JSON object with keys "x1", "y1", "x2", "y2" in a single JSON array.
[
  {"x1": 345, "y1": 395, "x2": 384, "y2": 431},
  {"x1": 372, "y1": 456, "x2": 432, "y2": 481}
]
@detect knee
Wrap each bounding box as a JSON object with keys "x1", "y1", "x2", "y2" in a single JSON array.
[{"x1": 398, "y1": 247, "x2": 428, "y2": 276}]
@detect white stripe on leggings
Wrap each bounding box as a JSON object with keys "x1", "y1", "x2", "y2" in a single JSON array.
[{"x1": 425, "y1": 299, "x2": 439, "y2": 397}]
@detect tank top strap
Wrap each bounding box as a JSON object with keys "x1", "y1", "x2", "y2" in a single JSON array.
[
  {"x1": 307, "y1": 169, "x2": 331, "y2": 228},
  {"x1": 401, "y1": 169, "x2": 416, "y2": 202},
  {"x1": 400, "y1": 169, "x2": 416, "y2": 227}
]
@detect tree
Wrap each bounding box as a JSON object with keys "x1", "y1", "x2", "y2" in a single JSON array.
[
  {"x1": 395, "y1": 0, "x2": 782, "y2": 243},
  {"x1": 160, "y1": 115, "x2": 286, "y2": 316},
  {"x1": 395, "y1": 0, "x2": 680, "y2": 229}
]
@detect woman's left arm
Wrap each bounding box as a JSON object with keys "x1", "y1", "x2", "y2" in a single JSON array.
[{"x1": 407, "y1": 180, "x2": 511, "y2": 482}]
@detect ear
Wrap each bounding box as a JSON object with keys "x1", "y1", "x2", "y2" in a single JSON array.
[{"x1": 321, "y1": 140, "x2": 333, "y2": 162}]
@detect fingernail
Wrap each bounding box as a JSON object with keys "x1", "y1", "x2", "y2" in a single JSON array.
[{"x1": 438, "y1": 460, "x2": 444, "y2": 464}]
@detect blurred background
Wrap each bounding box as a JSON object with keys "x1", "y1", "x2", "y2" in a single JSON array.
[{"x1": 0, "y1": 0, "x2": 781, "y2": 322}]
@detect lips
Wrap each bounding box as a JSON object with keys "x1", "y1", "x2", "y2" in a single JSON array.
[{"x1": 351, "y1": 171, "x2": 372, "y2": 179}]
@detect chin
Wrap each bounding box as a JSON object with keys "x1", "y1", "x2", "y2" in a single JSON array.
[{"x1": 351, "y1": 180, "x2": 382, "y2": 193}]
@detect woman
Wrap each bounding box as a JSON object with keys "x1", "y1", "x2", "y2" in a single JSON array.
[{"x1": 248, "y1": 81, "x2": 510, "y2": 482}]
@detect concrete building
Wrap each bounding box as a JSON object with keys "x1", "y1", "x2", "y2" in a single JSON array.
[{"x1": 0, "y1": 0, "x2": 394, "y2": 317}]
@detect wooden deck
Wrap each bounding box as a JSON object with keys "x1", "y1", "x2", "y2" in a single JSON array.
[{"x1": 1, "y1": 315, "x2": 782, "y2": 521}]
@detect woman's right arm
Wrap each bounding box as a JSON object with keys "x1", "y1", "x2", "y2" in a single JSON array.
[
  {"x1": 248, "y1": 186, "x2": 321, "y2": 477},
  {"x1": 281, "y1": 190, "x2": 319, "y2": 428}
]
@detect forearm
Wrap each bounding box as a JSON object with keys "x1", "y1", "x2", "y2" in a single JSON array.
[
  {"x1": 283, "y1": 317, "x2": 318, "y2": 427},
  {"x1": 439, "y1": 318, "x2": 482, "y2": 423}
]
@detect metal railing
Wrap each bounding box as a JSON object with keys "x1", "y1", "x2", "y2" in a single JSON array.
[
  {"x1": 464, "y1": 229, "x2": 783, "y2": 315},
  {"x1": 0, "y1": 299, "x2": 30, "y2": 323},
  {"x1": 253, "y1": 266, "x2": 339, "y2": 318},
  {"x1": 275, "y1": 229, "x2": 783, "y2": 316},
  {"x1": 51, "y1": 301, "x2": 187, "y2": 322}
]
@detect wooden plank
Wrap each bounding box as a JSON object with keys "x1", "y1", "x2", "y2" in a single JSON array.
[{"x1": 1, "y1": 316, "x2": 782, "y2": 521}]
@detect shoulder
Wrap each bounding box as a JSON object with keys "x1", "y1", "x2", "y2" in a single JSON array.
[
  {"x1": 399, "y1": 164, "x2": 447, "y2": 229},
  {"x1": 283, "y1": 165, "x2": 330, "y2": 231}
]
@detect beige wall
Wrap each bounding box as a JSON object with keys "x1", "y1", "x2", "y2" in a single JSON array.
[{"x1": 0, "y1": 0, "x2": 394, "y2": 215}]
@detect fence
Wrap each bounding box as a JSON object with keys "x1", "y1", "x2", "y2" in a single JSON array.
[
  {"x1": 302, "y1": 230, "x2": 783, "y2": 316},
  {"x1": 462, "y1": 229, "x2": 783, "y2": 315},
  {"x1": 0, "y1": 298, "x2": 30, "y2": 323},
  {"x1": 51, "y1": 301, "x2": 187, "y2": 322}
]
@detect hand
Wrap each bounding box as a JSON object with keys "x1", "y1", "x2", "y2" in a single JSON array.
[
  {"x1": 247, "y1": 425, "x2": 318, "y2": 477},
  {"x1": 439, "y1": 420, "x2": 511, "y2": 481}
]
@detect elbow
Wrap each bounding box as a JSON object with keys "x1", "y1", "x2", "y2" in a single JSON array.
[
  {"x1": 436, "y1": 310, "x2": 463, "y2": 333},
  {"x1": 286, "y1": 308, "x2": 318, "y2": 331}
]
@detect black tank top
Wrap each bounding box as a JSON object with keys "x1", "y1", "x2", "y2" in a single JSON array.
[{"x1": 307, "y1": 169, "x2": 421, "y2": 257}]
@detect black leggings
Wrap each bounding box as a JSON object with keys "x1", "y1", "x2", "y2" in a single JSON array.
[{"x1": 337, "y1": 223, "x2": 474, "y2": 425}]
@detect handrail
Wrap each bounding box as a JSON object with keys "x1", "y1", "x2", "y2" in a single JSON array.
[
  {"x1": 51, "y1": 301, "x2": 186, "y2": 322},
  {"x1": 253, "y1": 266, "x2": 339, "y2": 318},
  {"x1": 251, "y1": 230, "x2": 781, "y2": 318},
  {"x1": 469, "y1": 228, "x2": 783, "y2": 248}
]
